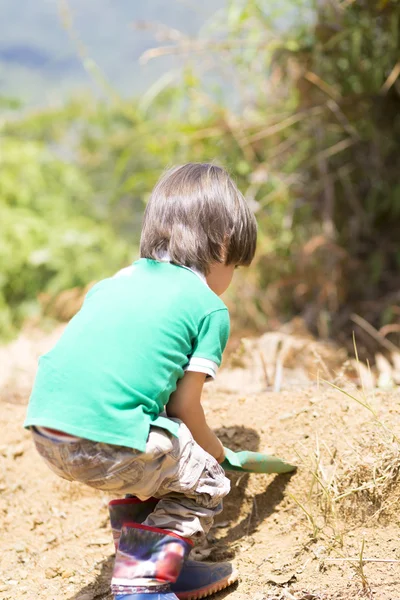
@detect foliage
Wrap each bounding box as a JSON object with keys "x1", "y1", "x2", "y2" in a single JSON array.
[
  {"x1": 273, "y1": 0, "x2": 400, "y2": 348},
  {"x1": 2, "y1": 0, "x2": 400, "y2": 352},
  {"x1": 0, "y1": 132, "x2": 130, "y2": 339},
  {"x1": 171, "y1": 0, "x2": 400, "y2": 350}
]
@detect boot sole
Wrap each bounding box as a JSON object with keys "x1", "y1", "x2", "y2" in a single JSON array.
[{"x1": 176, "y1": 568, "x2": 238, "y2": 600}]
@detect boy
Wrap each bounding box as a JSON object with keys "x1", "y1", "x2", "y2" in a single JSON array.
[{"x1": 25, "y1": 163, "x2": 257, "y2": 600}]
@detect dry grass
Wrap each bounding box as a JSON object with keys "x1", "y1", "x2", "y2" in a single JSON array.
[
  {"x1": 286, "y1": 368, "x2": 400, "y2": 595},
  {"x1": 293, "y1": 411, "x2": 400, "y2": 531},
  {"x1": 334, "y1": 438, "x2": 400, "y2": 521},
  {"x1": 265, "y1": 590, "x2": 340, "y2": 599}
]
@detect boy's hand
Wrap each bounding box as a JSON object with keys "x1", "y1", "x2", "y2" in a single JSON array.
[{"x1": 167, "y1": 371, "x2": 224, "y2": 463}]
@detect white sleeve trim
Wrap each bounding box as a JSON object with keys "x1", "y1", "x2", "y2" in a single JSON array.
[{"x1": 184, "y1": 357, "x2": 219, "y2": 381}]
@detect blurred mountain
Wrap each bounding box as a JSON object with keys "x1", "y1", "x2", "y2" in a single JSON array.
[{"x1": 0, "y1": 0, "x2": 224, "y2": 105}]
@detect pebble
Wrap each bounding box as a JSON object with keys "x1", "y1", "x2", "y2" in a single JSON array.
[
  {"x1": 45, "y1": 567, "x2": 58, "y2": 579},
  {"x1": 62, "y1": 569, "x2": 74, "y2": 578},
  {"x1": 14, "y1": 542, "x2": 26, "y2": 553}
]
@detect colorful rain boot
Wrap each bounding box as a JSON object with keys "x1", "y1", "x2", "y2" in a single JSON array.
[
  {"x1": 112, "y1": 523, "x2": 191, "y2": 599},
  {"x1": 109, "y1": 498, "x2": 238, "y2": 600}
]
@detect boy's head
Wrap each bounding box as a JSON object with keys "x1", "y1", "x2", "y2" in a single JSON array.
[{"x1": 140, "y1": 163, "x2": 257, "y2": 294}]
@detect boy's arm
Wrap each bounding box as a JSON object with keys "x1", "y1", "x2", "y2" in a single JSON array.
[{"x1": 166, "y1": 371, "x2": 225, "y2": 463}]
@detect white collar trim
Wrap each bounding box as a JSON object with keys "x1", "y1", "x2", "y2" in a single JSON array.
[{"x1": 156, "y1": 251, "x2": 208, "y2": 287}]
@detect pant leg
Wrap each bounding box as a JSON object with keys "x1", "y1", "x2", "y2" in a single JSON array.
[
  {"x1": 31, "y1": 424, "x2": 200, "y2": 497},
  {"x1": 131, "y1": 421, "x2": 229, "y2": 540},
  {"x1": 144, "y1": 452, "x2": 230, "y2": 540},
  {"x1": 31, "y1": 422, "x2": 230, "y2": 540}
]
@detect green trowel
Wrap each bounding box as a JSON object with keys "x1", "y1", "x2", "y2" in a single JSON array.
[{"x1": 222, "y1": 447, "x2": 297, "y2": 474}]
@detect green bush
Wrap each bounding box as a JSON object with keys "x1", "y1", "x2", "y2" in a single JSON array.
[
  {"x1": 0, "y1": 136, "x2": 130, "y2": 338},
  {"x1": 2, "y1": 0, "x2": 400, "y2": 352}
]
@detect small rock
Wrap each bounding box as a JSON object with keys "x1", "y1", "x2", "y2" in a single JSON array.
[
  {"x1": 45, "y1": 535, "x2": 58, "y2": 544},
  {"x1": 191, "y1": 547, "x2": 212, "y2": 560},
  {"x1": 45, "y1": 567, "x2": 58, "y2": 579},
  {"x1": 87, "y1": 537, "x2": 111, "y2": 546},
  {"x1": 30, "y1": 517, "x2": 44, "y2": 530},
  {"x1": 313, "y1": 544, "x2": 327, "y2": 559},
  {"x1": 265, "y1": 571, "x2": 297, "y2": 586},
  {"x1": 62, "y1": 569, "x2": 75, "y2": 578},
  {"x1": 14, "y1": 542, "x2": 26, "y2": 553}
]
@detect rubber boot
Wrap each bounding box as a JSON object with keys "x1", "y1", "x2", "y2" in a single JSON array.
[
  {"x1": 112, "y1": 523, "x2": 191, "y2": 599},
  {"x1": 109, "y1": 498, "x2": 238, "y2": 600}
]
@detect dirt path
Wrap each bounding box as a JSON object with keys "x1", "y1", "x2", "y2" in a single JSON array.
[{"x1": 1, "y1": 332, "x2": 400, "y2": 600}]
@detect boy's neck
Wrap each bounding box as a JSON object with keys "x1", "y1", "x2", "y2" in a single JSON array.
[{"x1": 155, "y1": 251, "x2": 208, "y2": 286}]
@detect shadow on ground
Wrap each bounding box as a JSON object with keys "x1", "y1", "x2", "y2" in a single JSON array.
[
  {"x1": 69, "y1": 426, "x2": 292, "y2": 599},
  {"x1": 70, "y1": 554, "x2": 113, "y2": 600},
  {"x1": 213, "y1": 426, "x2": 294, "y2": 558}
]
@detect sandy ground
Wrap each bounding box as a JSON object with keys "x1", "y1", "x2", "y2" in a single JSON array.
[{"x1": 1, "y1": 329, "x2": 400, "y2": 600}]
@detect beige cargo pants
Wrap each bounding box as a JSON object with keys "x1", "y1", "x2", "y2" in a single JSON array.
[{"x1": 31, "y1": 421, "x2": 230, "y2": 540}]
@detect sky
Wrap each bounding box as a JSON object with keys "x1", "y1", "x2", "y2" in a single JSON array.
[{"x1": 0, "y1": 0, "x2": 225, "y2": 105}]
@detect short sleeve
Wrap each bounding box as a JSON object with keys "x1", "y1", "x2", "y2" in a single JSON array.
[{"x1": 185, "y1": 309, "x2": 230, "y2": 380}]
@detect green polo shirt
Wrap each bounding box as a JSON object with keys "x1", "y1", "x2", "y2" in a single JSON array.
[{"x1": 24, "y1": 259, "x2": 230, "y2": 451}]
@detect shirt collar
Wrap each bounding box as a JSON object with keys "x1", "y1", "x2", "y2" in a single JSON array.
[{"x1": 156, "y1": 251, "x2": 208, "y2": 287}]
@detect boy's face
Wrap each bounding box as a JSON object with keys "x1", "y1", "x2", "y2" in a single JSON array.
[{"x1": 206, "y1": 263, "x2": 236, "y2": 296}]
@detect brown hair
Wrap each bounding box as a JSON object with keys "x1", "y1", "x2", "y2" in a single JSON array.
[{"x1": 140, "y1": 163, "x2": 257, "y2": 274}]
